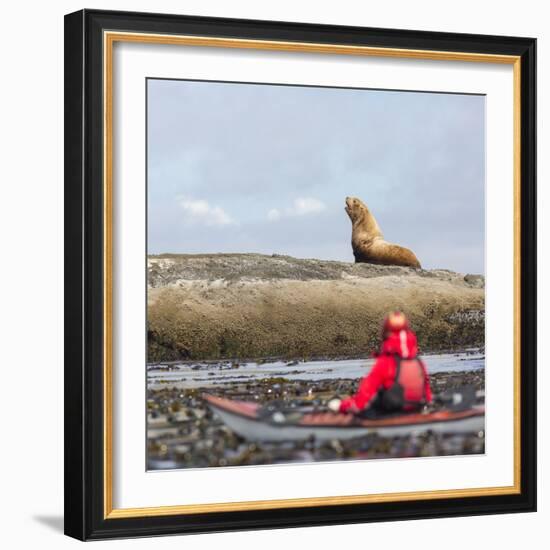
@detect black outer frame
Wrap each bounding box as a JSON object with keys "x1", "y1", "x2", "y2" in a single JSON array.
[{"x1": 64, "y1": 9, "x2": 537, "y2": 541}]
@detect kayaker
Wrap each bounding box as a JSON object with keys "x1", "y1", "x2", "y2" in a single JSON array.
[{"x1": 328, "y1": 311, "x2": 432, "y2": 416}]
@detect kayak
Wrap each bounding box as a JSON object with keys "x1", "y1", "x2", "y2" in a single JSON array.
[{"x1": 203, "y1": 394, "x2": 485, "y2": 443}]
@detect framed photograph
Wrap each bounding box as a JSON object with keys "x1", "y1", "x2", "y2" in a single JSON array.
[{"x1": 64, "y1": 9, "x2": 536, "y2": 540}]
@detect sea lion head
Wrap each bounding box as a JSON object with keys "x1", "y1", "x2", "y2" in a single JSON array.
[{"x1": 345, "y1": 196, "x2": 369, "y2": 224}]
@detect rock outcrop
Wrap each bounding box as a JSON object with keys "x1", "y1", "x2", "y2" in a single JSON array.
[{"x1": 147, "y1": 253, "x2": 484, "y2": 362}]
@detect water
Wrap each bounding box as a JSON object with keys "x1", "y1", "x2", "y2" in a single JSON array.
[{"x1": 147, "y1": 350, "x2": 484, "y2": 389}]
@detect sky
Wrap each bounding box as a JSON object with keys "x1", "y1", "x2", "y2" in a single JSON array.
[{"x1": 147, "y1": 79, "x2": 485, "y2": 274}]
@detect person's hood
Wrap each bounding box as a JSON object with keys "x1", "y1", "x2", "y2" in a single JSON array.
[{"x1": 381, "y1": 329, "x2": 418, "y2": 358}]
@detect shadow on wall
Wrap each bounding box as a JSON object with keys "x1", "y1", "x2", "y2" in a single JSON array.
[{"x1": 33, "y1": 515, "x2": 64, "y2": 534}]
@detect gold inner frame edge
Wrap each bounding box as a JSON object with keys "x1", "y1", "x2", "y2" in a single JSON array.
[{"x1": 103, "y1": 30, "x2": 522, "y2": 519}]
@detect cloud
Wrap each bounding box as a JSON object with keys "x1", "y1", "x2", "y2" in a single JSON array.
[
  {"x1": 180, "y1": 197, "x2": 236, "y2": 226},
  {"x1": 291, "y1": 197, "x2": 326, "y2": 215},
  {"x1": 267, "y1": 197, "x2": 326, "y2": 221},
  {"x1": 267, "y1": 208, "x2": 281, "y2": 221}
]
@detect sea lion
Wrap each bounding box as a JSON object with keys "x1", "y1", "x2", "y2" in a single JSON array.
[{"x1": 345, "y1": 196, "x2": 421, "y2": 268}]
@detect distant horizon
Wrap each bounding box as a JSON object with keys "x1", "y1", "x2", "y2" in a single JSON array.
[{"x1": 148, "y1": 79, "x2": 485, "y2": 274}]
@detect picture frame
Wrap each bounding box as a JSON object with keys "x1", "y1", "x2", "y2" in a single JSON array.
[{"x1": 64, "y1": 9, "x2": 536, "y2": 541}]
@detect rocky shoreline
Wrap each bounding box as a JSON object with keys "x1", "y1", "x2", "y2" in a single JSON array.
[
  {"x1": 147, "y1": 368, "x2": 485, "y2": 470},
  {"x1": 147, "y1": 253, "x2": 485, "y2": 363}
]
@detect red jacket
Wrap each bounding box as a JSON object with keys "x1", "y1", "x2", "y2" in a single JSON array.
[{"x1": 339, "y1": 329, "x2": 432, "y2": 414}]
